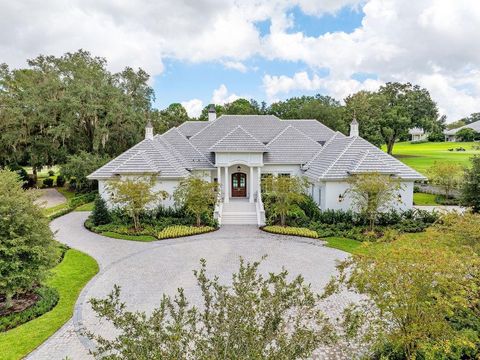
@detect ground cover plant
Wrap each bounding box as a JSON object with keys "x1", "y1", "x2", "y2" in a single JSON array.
[
  {"x1": 383, "y1": 141, "x2": 480, "y2": 174},
  {"x1": 262, "y1": 225, "x2": 318, "y2": 238}
]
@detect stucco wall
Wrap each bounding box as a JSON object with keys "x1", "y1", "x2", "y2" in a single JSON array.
[
  {"x1": 99, "y1": 177, "x2": 181, "y2": 209},
  {"x1": 262, "y1": 164, "x2": 302, "y2": 176},
  {"x1": 321, "y1": 180, "x2": 414, "y2": 211},
  {"x1": 215, "y1": 152, "x2": 263, "y2": 167}
]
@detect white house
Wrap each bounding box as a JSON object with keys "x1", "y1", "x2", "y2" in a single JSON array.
[
  {"x1": 408, "y1": 127, "x2": 427, "y2": 142},
  {"x1": 88, "y1": 106, "x2": 425, "y2": 225},
  {"x1": 444, "y1": 120, "x2": 480, "y2": 141}
]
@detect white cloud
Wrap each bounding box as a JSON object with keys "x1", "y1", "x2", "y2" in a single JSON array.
[
  {"x1": 211, "y1": 84, "x2": 241, "y2": 105},
  {"x1": 1, "y1": 0, "x2": 480, "y2": 120},
  {"x1": 263, "y1": 71, "x2": 382, "y2": 102},
  {"x1": 181, "y1": 98, "x2": 204, "y2": 118},
  {"x1": 221, "y1": 61, "x2": 248, "y2": 73}
]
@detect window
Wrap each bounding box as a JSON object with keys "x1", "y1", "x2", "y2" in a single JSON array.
[
  {"x1": 278, "y1": 173, "x2": 290, "y2": 178},
  {"x1": 318, "y1": 186, "x2": 322, "y2": 206},
  {"x1": 261, "y1": 173, "x2": 273, "y2": 192}
]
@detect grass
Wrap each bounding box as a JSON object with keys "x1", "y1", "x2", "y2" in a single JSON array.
[
  {"x1": 56, "y1": 187, "x2": 76, "y2": 201},
  {"x1": 100, "y1": 231, "x2": 157, "y2": 242},
  {"x1": 75, "y1": 202, "x2": 94, "y2": 211},
  {"x1": 383, "y1": 141, "x2": 479, "y2": 175},
  {"x1": 323, "y1": 237, "x2": 364, "y2": 254},
  {"x1": 413, "y1": 192, "x2": 438, "y2": 206},
  {"x1": 0, "y1": 249, "x2": 99, "y2": 360}
]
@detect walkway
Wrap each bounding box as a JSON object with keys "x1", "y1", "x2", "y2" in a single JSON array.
[
  {"x1": 28, "y1": 212, "x2": 356, "y2": 359},
  {"x1": 35, "y1": 188, "x2": 66, "y2": 208}
]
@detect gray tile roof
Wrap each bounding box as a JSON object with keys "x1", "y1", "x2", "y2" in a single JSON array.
[
  {"x1": 176, "y1": 121, "x2": 210, "y2": 138},
  {"x1": 265, "y1": 125, "x2": 321, "y2": 164},
  {"x1": 209, "y1": 126, "x2": 267, "y2": 152},
  {"x1": 444, "y1": 120, "x2": 480, "y2": 135},
  {"x1": 88, "y1": 114, "x2": 424, "y2": 182},
  {"x1": 87, "y1": 138, "x2": 189, "y2": 179},
  {"x1": 160, "y1": 128, "x2": 214, "y2": 169},
  {"x1": 304, "y1": 134, "x2": 426, "y2": 181}
]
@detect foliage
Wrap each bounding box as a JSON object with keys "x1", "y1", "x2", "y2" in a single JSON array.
[
  {"x1": 60, "y1": 151, "x2": 109, "y2": 192},
  {"x1": 173, "y1": 176, "x2": 219, "y2": 226},
  {"x1": 157, "y1": 225, "x2": 215, "y2": 239},
  {"x1": 456, "y1": 128, "x2": 479, "y2": 142},
  {"x1": 0, "y1": 287, "x2": 59, "y2": 332},
  {"x1": 107, "y1": 175, "x2": 168, "y2": 232},
  {"x1": 461, "y1": 156, "x2": 480, "y2": 213},
  {"x1": 0, "y1": 170, "x2": 57, "y2": 308},
  {"x1": 91, "y1": 196, "x2": 111, "y2": 226},
  {"x1": 262, "y1": 175, "x2": 308, "y2": 226},
  {"x1": 55, "y1": 174, "x2": 65, "y2": 187},
  {"x1": 152, "y1": 103, "x2": 190, "y2": 134},
  {"x1": 262, "y1": 225, "x2": 318, "y2": 238},
  {"x1": 324, "y1": 229, "x2": 480, "y2": 359},
  {"x1": 41, "y1": 177, "x2": 54, "y2": 188},
  {"x1": 346, "y1": 173, "x2": 402, "y2": 231},
  {"x1": 0, "y1": 249, "x2": 98, "y2": 360},
  {"x1": 68, "y1": 192, "x2": 96, "y2": 208},
  {"x1": 87, "y1": 258, "x2": 335, "y2": 359},
  {"x1": 435, "y1": 212, "x2": 480, "y2": 254},
  {"x1": 428, "y1": 161, "x2": 464, "y2": 198},
  {"x1": 345, "y1": 82, "x2": 440, "y2": 153}
]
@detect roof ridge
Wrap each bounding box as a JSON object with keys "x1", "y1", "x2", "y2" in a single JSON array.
[
  {"x1": 189, "y1": 117, "x2": 221, "y2": 140},
  {"x1": 351, "y1": 149, "x2": 370, "y2": 172},
  {"x1": 157, "y1": 136, "x2": 190, "y2": 168},
  {"x1": 169, "y1": 128, "x2": 214, "y2": 166},
  {"x1": 320, "y1": 136, "x2": 356, "y2": 178},
  {"x1": 150, "y1": 139, "x2": 188, "y2": 175},
  {"x1": 267, "y1": 124, "x2": 320, "y2": 148},
  {"x1": 112, "y1": 150, "x2": 156, "y2": 173},
  {"x1": 303, "y1": 132, "x2": 342, "y2": 169}
]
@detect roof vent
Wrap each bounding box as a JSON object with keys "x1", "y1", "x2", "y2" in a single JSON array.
[
  {"x1": 349, "y1": 116, "x2": 359, "y2": 137},
  {"x1": 145, "y1": 120, "x2": 154, "y2": 140}
]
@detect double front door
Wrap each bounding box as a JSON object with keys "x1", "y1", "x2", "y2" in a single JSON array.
[{"x1": 231, "y1": 172, "x2": 247, "y2": 197}]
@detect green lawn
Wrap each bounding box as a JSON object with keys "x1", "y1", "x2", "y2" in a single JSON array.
[
  {"x1": 413, "y1": 192, "x2": 438, "y2": 206},
  {"x1": 100, "y1": 231, "x2": 157, "y2": 242},
  {"x1": 383, "y1": 141, "x2": 479, "y2": 175},
  {"x1": 323, "y1": 237, "x2": 364, "y2": 254},
  {"x1": 75, "y1": 202, "x2": 94, "y2": 211},
  {"x1": 0, "y1": 249, "x2": 98, "y2": 360}
]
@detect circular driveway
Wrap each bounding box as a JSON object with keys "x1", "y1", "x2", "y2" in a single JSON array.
[{"x1": 29, "y1": 212, "x2": 356, "y2": 360}]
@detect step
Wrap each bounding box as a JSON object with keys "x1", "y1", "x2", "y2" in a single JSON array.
[{"x1": 221, "y1": 211, "x2": 258, "y2": 225}]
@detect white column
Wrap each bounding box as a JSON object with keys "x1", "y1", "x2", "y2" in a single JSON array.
[
  {"x1": 224, "y1": 166, "x2": 229, "y2": 203},
  {"x1": 257, "y1": 167, "x2": 261, "y2": 197},
  {"x1": 249, "y1": 166, "x2": 254, "y2": 203},
  {"x1": 217, "y1": 166, "x2": 221, "y2": 198}
]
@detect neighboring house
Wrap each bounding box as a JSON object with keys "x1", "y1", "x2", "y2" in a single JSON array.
[
  {"x1": 88, "y1": 106, "x2": 425, "y2": 225},
  {"x1": 444, "y1": 120, "x2": 480, "y2": 141},
  {"x1": 408, "y1": 127, "x2": 427, "y2": 142}
]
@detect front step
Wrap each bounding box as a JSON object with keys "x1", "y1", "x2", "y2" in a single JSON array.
[{"x1": 222, "y1": 211, "x2": 258, "y2": 225}]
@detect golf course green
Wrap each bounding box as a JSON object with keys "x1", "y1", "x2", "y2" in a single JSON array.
[{"x1": 383, "y1": 141, "x2": 479, "y2": 175}]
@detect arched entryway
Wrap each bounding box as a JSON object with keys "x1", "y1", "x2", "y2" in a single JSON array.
[{"x1": 231, "y1": 172, "x2": 247, "y2": 197}]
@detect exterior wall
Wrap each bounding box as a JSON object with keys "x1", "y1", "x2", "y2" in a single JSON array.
[
  {"x1": 99, "y1": 177, "x2": 181, "y2": 209},
  {"x1": 215, "y1": 152, "x2": 263, "y2": 167},
  {"x1": 261, "y1": 164, "x2": 302, "y2": 176},
  {"x1": 321, "y1": 180, "x2": 414, "y2": 212}
]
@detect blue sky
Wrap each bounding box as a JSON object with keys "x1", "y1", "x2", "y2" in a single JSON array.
[
  {"x1": 153, "y1": 6, "x2": 365, "y2": 111},
  {"x1": 3, "y1": 1, "x2": 480, "y2": 121}
]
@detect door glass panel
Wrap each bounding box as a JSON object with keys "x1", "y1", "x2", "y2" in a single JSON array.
[
  {"x1": 240, "y1": 177, "x2": 245, "y2": 187},
  {"x1": 233, "y1": 178, "x2": 238, "y2": 187}
]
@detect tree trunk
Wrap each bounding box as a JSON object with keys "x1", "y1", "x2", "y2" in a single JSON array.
[
  {"x1": 280, "y1": 213, "x2": 286, "y2": 227},
  {"x1": 32, "y1": 167, "x2": 38, "y2": 186},
  {"x1": 196, "y1": 214, "x2": 201, "y2": 227},
  {"x1": 387, "y1": 139, "x2": 395, "y2": 155}
]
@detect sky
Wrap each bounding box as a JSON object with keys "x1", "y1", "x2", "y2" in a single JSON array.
[{"x1": 1, "y1": 1, "x2": 480, "y2": 121}]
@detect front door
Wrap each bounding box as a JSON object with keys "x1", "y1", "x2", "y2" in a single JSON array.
[{"x1": 231, "y1": 172, "x2": 247, "y2": 197}]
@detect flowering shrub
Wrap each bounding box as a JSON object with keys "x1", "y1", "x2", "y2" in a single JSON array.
[
  {"x1": 157, "y1": 225, "x2": 214, "y2": 239},
  {"x1": 262, "y1": 225, "x2": 318, "y2": 239}
]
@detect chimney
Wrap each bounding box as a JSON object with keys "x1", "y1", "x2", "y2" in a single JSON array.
[
  {"x1": 145, "y1": 120, "x2": 154, "y2": 140},
  {"x1": 349, "y1": 116, "x2": 359, "y2": 137},
  {"x1": 208, "y1": 104, "x2": 216, "y2": 122}
]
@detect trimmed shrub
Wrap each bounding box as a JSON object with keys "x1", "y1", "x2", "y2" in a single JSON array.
[
  {"x1": 56, "y1": 175, "x2": 65, "y2": 187},
  {"x1": 262, "y1": 225, "x2": 318, "y2": 239},
  {"x1": 0, "y1": 287, "x2": 59, "y2": 332},
  {"x1": 157, "y1": 225, "x2": 214, "y2": 239},
  {"x1": 42, "y1": 178, "x2": 54, "y2": 188},
  {"x1": 91, "y1": 196, "x2": 111, "y2": 226},
  {"x1": 69, "y1": 192, "x2": 96, "y2": 208},
  {"x1": 48, "y1": 170, "x2": 55, "y2": 177}
]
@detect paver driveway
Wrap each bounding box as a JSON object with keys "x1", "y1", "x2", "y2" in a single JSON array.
[{"x1": 29, "y1": 212, "x2": 356, "y2": 360}]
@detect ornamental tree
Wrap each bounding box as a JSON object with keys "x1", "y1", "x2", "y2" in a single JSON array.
[
  {"x1": 87, "y1": 258, "x2": 336, "y2": 359},
  {"x1": 173, "y1": 176, "x2": 219, "y2": 227},
  {"x1": 461, "y1": 156, "x2": 480, "y2": 213},
  {"x1": 346, "y1": 173, "x2": 401, "y2": 231},
  {"x1": 107, "y1": 175, "x2": 167, "y2": 231},
  {"x1": 262, "y1": 175, "x2": 308, "y2": 226},
  {"x1": 0, "y1": 170, "x2": 57, "y2": 308},
  {"x1": 428, "y1": 161, "x2": 463, "y2": 199}
]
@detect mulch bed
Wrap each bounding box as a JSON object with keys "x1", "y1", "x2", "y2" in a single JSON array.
[{"x1": 0, "y1": 291, "x2": 39, "y2": 317}]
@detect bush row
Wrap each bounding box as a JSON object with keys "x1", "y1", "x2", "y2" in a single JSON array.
[
  {"x1": 0, "y1": 287, "x2": 59, "y2": 332},
  {"x1": 262, "y1": 226, "x2": 318, "y2": 239},
  {"x1": 157, "y1": 225, "x2": 215, "y2": 239}
]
